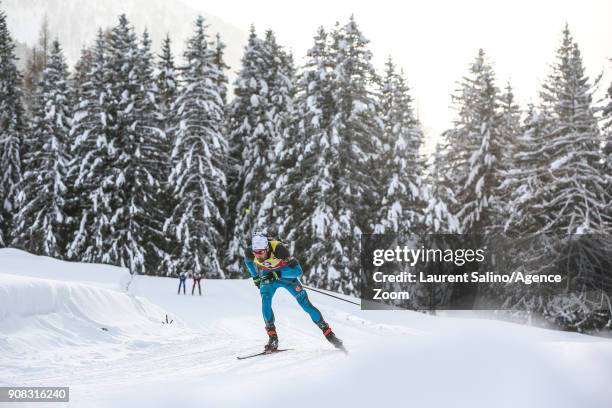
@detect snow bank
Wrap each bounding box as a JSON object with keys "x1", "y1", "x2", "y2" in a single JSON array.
[
  {"x1": 0, "y1": 272, "x2": 185, "y2": 376},
  {"x1": 0, "y1": 248, "x2": 130, "y2": 289},
  {"x1": 0, "y1": 273, "x2": 163, "y2": 325}
]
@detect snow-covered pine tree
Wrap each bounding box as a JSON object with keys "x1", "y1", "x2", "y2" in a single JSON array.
[
  {"x1": 90, "y1": 14, "x2": 147, "y2": 272},
  {"x1": 165, "y1": 16, "x2": 227, "y2": 278},
  {"x1": 131, "y1": 28, "x2": 168, "y2": 274},
  {"x1": 496, "y1": 82, "x2": 522, "y2": 222},
  {"x1": 374, "y1": 57, "x2": 426, "y2": 235},
  {"x1": 326, "y1": 17, "x2": 384, "y2": 293},
  {"x1": 502, "y1": 103, "x2": 551, "y2": 235},
  {"x1": 155, "y1": 33, "x2": 179, "y2": 272},
  {"x1": 504, "y1": 26, "x2": 611, "y2": 331},
  {"x1": 498, "y1": 83, "x2": 522, "y2": 171},
  {"x1": 210, "y1": 31, "x2": 230, "y2": 252},
  {"x1": 601, "y1": 59, "x2": 612, "y2": 220},
  {"x1": 438, "y1": 49, "x2": 506, "y2": 309},
  {"x1": 328, "y1": 17, "x2": 384, "y2": 242},
  {"x1": 73, "y1": 46, "x2": 93, "y2": 101},
  {"x1": 276, "y1": 26, "x2": 337, "y2": 287},
  {"x1": 411, "y1": 141, "x2": 461, "y2": 312},
  {"x1": 68, "y1": 15, "x2": 158, "y2": 274},
  {"x1": 22, "y1": 18, "x2": 50, "y2": 115},
  {"x1": 66, "y1": 29, "x2": 109, "y2": 261},
  {"x1": 157, "y1": 34, "x2": 177, "y2": 141},
  {"x1": 532, "y1": 25, "x2": 608, "y2": 234},
  {"x1": 424, "y1": 142, "x2": 460, "y2": 234},
  {"x1": 13, "y1": 40, "x2": 71, "y2": 257},
  {"x1": 225, "y1": 26, "x2": 272, "y2": 276},
  {"x1": 212, "y1": 33, "x2": 229, "y2": 106},
  {"x1": 0, "y1": 8, "x2": 26, "y2": 247},
  {"x1": 279, "y1": 18, "x2": 383, "y2": 294},
  {"x1": 254, "y1": 29, "x2": 296, "y2": 234},
  {"x1": 443, "y1": 49, "x2": 504, "y2": 234},
  {"x1": 494, "y1": 103, "x2": 552, "y2": 315}
]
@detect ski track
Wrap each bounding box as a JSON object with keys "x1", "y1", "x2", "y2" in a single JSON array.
[
  {"x1": 1, "y1": 274, "x2": 381, "y2": 403},
  {"x1": 4, "y1": 326, "x2": 348, "y2": 402}
]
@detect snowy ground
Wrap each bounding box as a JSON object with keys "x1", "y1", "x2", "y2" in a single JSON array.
[{"x1": 1, "y1": 248, "x2": 611, "y2": 408}]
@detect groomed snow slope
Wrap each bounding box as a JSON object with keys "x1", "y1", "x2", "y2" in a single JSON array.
[{"x1": 1, "y1": 248, "x2": 611, "y2": 408}]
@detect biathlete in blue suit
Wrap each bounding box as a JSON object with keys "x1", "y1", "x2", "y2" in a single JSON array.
[{"x1": 244, "y1": 233, "x2": 344, "y2": 352}]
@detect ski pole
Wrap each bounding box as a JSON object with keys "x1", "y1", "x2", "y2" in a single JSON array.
[{"x1": 301, "y1": 284, "x2": 361, "y2": 306}]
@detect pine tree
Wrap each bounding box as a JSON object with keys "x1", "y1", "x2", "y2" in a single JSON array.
[
  {"x1": 66, "y1": 29, "x2": 109, "y2": 261},
  {"x1": 22, "y1": 17, "x2": 50, "y2": 115},
  {"x1": 601, "y1": 59, "x2": 612, "y2": 219},
  {"x1": 504, "y1": 26, "x2": 611, "y2": 331},
  {"x1": 443, "y1": 49, "x2": 504, "y2": 234},
  {"x1": 424, "y1": 142, "x2": 460, "y2": 233},
  {"x1": 374, "y1": 57, "x2": 427, "y2": 235},
  {"x1": 525, "y1": 25, "x2": 608, "y2": 234},
  {"x1": 277, "y1": 18, "x2": 383, "y2": 293},
  {"x1": 101, "y1": 14, "x2": 143, "y2": 271},
  {"x1": 73, "y1": 46, "x2": 93, "y2": 101},
  {"x1": 68, "y1": 15, "x2": 155, "y2": 273},
  {"x1": 324, "y1": 17, "x2": 384, "y2": 293},
  {"x1": 437, "y1": 49, "x2": 506, "y2": 309},
  {"x1": 329, "y1": 17, "x2": 384, "y2": 236},
  {"x1": 79, "y1": 15, "x2": 143, "y2": 270},
  {"x1": 503, "y1": 104, "x2": 550, "y2": 235},
  {"x1": 496, "y1": 82, "x2": 522, "y2": 221},
  {"x1": 132, "y1": 28, "x2": 168, "y2": 274},
  {"x1": 13, "y1": 40, "x2": 71, "y2": 256},
  {"x1": 155, "y1": 33, "x2": 179, "y2": 271},
  {"x1": 157, "y1": 34, "x2": 178, "y2": 138},
  {"x1": 277, "y1": 26, "x2": 336, "y2": 285},
  {"x1": 165, "y1": 16, "x2": 227, "y2": 278},
  {"x1": 225, "y1": 26, "x2": 271, "y2": 276},
  {"x1": 212, "y1": 33, "x2": 229, "y2": 106},
  {"x1": 498, "y1": 83, "x2": 522, "y2": 171},
  {"x1": 0, "y1": 8, "x2": 26, "y2": 247},
  {"x1": 254, "y1": 30, "x2": 296, "y2": 232}
]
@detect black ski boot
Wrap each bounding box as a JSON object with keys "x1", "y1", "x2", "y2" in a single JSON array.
[
  {"x1": 317, "y1": 321, "x2": 347, "y2": 353},
  {"x1": 264, "y1": 324, "x2": 278, "y2": 352}
]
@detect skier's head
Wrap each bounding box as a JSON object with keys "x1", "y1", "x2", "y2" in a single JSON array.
[{"x1": 251, "y1": 233, "x2": 269, "y2": 260}]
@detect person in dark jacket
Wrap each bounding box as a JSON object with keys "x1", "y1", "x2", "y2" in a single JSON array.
[{"x1": 192, "y1": 271, "x2": 202, "y2": 295}]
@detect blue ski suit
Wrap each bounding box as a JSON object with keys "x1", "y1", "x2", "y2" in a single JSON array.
[
  {"x1": 244, "y1": 239, "x2": 323, "y2": 325},
  {"x1": 177, "y1": 271, "x2": 187, "y2": 294}
]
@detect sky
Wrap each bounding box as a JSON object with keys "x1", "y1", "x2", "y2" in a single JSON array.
[{"x1": 181, "y1": 0, "x2": 612, "y2": 154}]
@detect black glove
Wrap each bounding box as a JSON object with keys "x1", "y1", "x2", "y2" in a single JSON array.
[
  {"x1": 286, "y1": 258, "x2": 299, "y2": 268},
  {"x1": 253, "y1": 276, "x2": 261, "y2": 288},
  {"x1": 262, "y1": 270, "x2": 281, "y2": 282}
]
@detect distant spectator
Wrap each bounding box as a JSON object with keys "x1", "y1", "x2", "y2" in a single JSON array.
[
  {"x1": 192, "y1": 271, "x2": 202, "y2": 295},
  {"x1": 177, "y1": 271, "x2": 187, "y2": 295}
]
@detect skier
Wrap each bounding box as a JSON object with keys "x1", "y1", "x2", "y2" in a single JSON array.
[
  {"x1": 244, "y1": 232, "x2": 345, "y2": 352},
  {"x1": 192, "y1": 271, "x2": 202, "y2": 295},
  {"x1": 177, "y1": 271, "x2": 187, "y2": 295}
]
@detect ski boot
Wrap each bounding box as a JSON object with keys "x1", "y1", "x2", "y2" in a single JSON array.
[
  {"x1": 264, "y1": 324, "x2": 278, "y2": 353},
  {"x1": 317, "y1": 321, "x2": 347, "y2": 353}
]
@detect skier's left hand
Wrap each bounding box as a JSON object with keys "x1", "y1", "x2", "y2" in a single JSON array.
[{"x1": 262, "y1": 271, "x2": 281, "y2": 282}]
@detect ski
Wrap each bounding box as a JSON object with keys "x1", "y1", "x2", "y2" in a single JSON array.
[{"x1": 236, "y1": 348, "x2": 292, "y2": 360}]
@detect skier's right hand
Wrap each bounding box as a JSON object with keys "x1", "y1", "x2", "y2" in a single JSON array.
[{"x1": 253, "y1": 276, "x2": 261, "y2": 288}]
